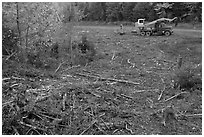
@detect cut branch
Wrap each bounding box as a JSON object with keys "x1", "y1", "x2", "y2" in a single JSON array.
[
  {"x1": 184, "y1": 113, "x2": 202, "y2": 117},
  {"x1": 80, "y1": 120, "x2": 97, "y2": 135},
  {"x1": 164, "y1": 92, "x2": 188, "y2": 102},
  {"x1": 61, "y1": 65, "x2": 81, "y2": 73},
  {"x1": 62, "y1": 92, "x2": 67, "y2": 111},
  {"x1": 120, "y1": 93, "x2": 133, "y2": 99},
  {"x1": 12, "y1": 76, "x2": 25, "y2": 80},
  {"x1": 158, "y1": 76, "x2": 165, "y2": 100},
  {"x1": 125, "y1": 123, "x2": 134, "y2": 134},
  {"x1": 75, "y1": 73, "x2": 140, "y2": 85},
  {"x1": 2, "y1": 77, "x2": 11, "y2": 81},
  {"x1": 5, "y1": 51, "x2": 17, "y2": 61},
  {"x1": 19, "y1": 121, "x2": 47, "y2": 132},
  {"x1": 111, "y1": 51, "x2": 116, "y2": 60},
  {"x1": 54, "y1": 61, "x2": 66, "y2": 73}
]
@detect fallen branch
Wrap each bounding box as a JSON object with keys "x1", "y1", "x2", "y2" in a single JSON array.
[
  {"x1": 2, "y1": 100, "x2": 15, "y2": 107},
  {"x1": 125, "y1": 123, "x2": 134, "y2": 134},
  {"x1": 72, "y1": 94, "x2": 76, "y2": 110},
  {"x1": 10, "y1": 83, "x2": 20, "y2": 88},
  {"x1": 32, "y1": 128, "x2": 41, "y2": 135},
  {"x1": 12, "y1": 126, "x2": 20, "y2": 135},
  {"x1": 146, "y1": 98, "x2": 154, "y2": 108},
  {"x1": 38, "y1": 112, "x2": 62, "y2": 121},
  {"x1": 120, "y1": 93, "x2": 133, "y2": 99},
  {"x1": 80, "y1": 120, "x2": 97, "y2": 135},
  {"x1": 2, "y1": 77, "x2": 11, "y2": 81},
  {"x1": 163, "y1": 92, "x2": 188, "y2": 102},
  {"x1": 82, "y1": 69, "x2": 102, "y2": 77},
  {"x1": 62, "y1": 92, "x2": 67, "y2": 111},
  {"x1": 111, "y1": 51, "x2": 116, "y2": 60},
  {"x1": 12, "y1": 76, "x2": 25, "y2": 81},
  {"x1": 158, "y1": 76, "x2": 165, "y2": 100},
  {"x1": 19, "y1": 121, "x2": 47, "y2": 132},
  {"x1": 54, "y1": 61, "x2": 66, "y2": 73},
  {"x1": 94, "y1": 124, "x2": 107, "y2": 134},
  {"x1": 133, "y1": 89, "x2": 159, "y2": 93},
  {"x1": 6, "y1": 51, "x2": 17, "y2": 61},
  {"x1": 26, "y1": 128, "x2": 33, "y2": 135},
  {"x1": 61, "y1": 65, "x2": 81, "y2": 73},
  {"x1": 183, "y1": 113, "x2": 202, "y2": 117},
  {"x1": 75, "y1": 73, "x2": 140, "y2": 85},
  {"x1": 89, "y1": 91, "x2": 101, "y2": 98},
  {"x1": 98, "y1": 122, "x2": 113, "y2": 129}
]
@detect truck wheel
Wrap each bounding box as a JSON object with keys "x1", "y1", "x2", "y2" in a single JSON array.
[
  {"x1": 164, "y1": 31, "x2": 171, "y2": 36},
  {"x1": 146, "y1": 31, "x2": 151, "y2": 36},
  {"x1": 140, "y1": 32, "x2": 146, "y2": 36}
]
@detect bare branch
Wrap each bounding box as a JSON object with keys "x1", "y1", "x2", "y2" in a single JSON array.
[
  {"x1": 75, "y1": 73, "x2": 140, "y2": 85},
  {"x1": 62, "y1": 92, "x2": 67, "y2": 111},
  {"x1": 164, "y1": 92, "x2": 188, "y2": 102},
  {"x1": 184, "y1": 113, "x2": 202, "y2": 117},
  {"x1": 54, "y1": 61, "x2": 66, "y2": 73},
  {"x1": 2, "y1": 77, "x2": 11, "y2": 81},
  {"x1": 158, "y1": 76, "x2": 165, "y2": 100},
  {"x1": 80, "y1": 120, "x2": 97, "y2": 135},
  {"x1": 5, "y1": 51, "x2": 17, "y2": 61}
]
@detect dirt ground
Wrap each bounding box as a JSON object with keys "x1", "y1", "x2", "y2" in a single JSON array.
[{"x1": 2, "y1": 25, "x2": 202, "y2": 135}]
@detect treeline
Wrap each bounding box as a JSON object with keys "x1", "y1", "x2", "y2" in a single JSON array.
[{"x1": 76, "y1": 2, "x2": 202, "y2": 22}]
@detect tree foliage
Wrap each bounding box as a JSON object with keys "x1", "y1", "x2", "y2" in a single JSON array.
[
  {"x1": 3, "y1": 2, "x2": 62, "y2": 51},
  {"x1": 77, "y1": 2, "x2": 202, "y2": 22},
  {"x1": 132, "y1": 3, "x2": 157, "y2": 21},
  {"x1": 2, "y1": 2, "x2": 81, "y2": 68}
]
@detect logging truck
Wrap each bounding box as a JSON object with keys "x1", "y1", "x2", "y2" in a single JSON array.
[{"x1": 131, "y1": 17, "x2": 177, "y2": 36}]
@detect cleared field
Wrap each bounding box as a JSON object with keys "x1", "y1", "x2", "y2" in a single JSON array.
[
  {"x1": 63, "y1": 25, "x2": 202, "y2": 134},
  {"x1": 2, "y1": 25, "x2": 202, "y2": 135}
]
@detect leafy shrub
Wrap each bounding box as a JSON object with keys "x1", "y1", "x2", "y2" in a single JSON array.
[
  {"x1": 172, "y1": 66, "x2": 202, "y2": 91},
  {"x1": 2, "y1": 26, "x2": 18, "y2": 55},
  {"x1": 50, "y1": 43, "x2": 59, "y2": 59},
  {"x1": 27, "y1": 52, "x2": 43, "y2": 68},
  {"x1": 71, "y1": 34, "x2": 97, "y2": 66}
]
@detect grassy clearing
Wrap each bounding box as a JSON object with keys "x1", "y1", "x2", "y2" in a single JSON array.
[{"x1": 2, "y1": 25, "x2": 202, "y2": 135}]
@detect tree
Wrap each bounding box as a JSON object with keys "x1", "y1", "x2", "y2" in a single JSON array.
[
  {"x1": 2, "y1": 2, "x2": 63, "y2": 65},
  {"x1": 154, "y1": 2, "x2": 174, "y2": 18},
  {"x1": 77, "y1": 2, "x2": 90, "y2": 21},
  {"x1": 87, "y1": 3, "x2": 107, "y2": 21},
  {"x1": 155, "y1": 2, "x2": 202, "y2": 22},
  {"x1": 188, "y1": 2, "x2": 202, "y2": 22},
  {"x1": 106, "y1": 3, "x2": 123, "y2": 22},
  {"x1": 121, "y1": 2, "x2": 137, "y2": 21},
  {"x1": 132, "y1": 3, "x2": 157, "y2": 22}
]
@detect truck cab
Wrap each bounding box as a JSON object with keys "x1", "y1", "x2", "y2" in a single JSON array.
[{"x1": 136, "y1": 19, "x2": 145, "y2": 27}]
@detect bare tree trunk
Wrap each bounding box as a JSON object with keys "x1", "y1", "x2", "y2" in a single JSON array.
[
  {"x1": 16, "y1": 2, "x2": 27, "y2": 62},
  {"x1": 69, "y1": 3, "x2": 73, "y2": 66},
  {"x1": 177, "y1": 55, "x2": 182, "y2": 69},
  {"x1": 16, "y1": 3, "x2": 21, "y2": 46},
  {"x1": 25, "y1": 25, "x2": 30, "y2": 48},
  {"x1": 70, "y1": 30, "x2": 73, "y2": 66}
]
